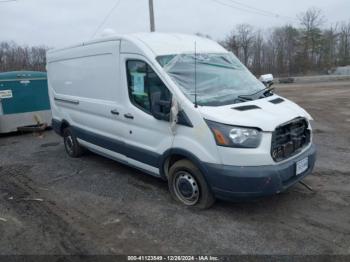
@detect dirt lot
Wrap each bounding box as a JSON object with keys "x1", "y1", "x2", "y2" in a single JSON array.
[{"x1": 0, "y1": 80, "x2": 349, "y2": 255}]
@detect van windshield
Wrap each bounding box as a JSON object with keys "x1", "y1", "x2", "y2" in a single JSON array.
[{"x1": 157, "y1": 53, "x2": 265, "y2": 106}]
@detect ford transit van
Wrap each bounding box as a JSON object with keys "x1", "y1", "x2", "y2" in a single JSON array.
[{"x1": 47, "y1": 33, "x2": 316, "y2": 208}]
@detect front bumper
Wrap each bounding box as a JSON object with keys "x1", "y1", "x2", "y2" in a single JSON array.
[{"x1": 204, "y1": 144, "x2": 316, "y2": 200}]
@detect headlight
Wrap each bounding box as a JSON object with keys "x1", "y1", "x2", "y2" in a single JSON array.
[{"x1": 205, "y1": 120, "x2": 262, "y2": 148}]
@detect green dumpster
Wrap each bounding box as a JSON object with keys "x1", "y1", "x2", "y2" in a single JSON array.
[{"x1": 0, "y1": 71, "x2": 51, "y2": 133}]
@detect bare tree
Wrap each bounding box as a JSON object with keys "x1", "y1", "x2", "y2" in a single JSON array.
[
  {"x1": 0, "y1": 41, "x2": 48, "y2": 72},
  {"x1": 221, "y1": 30, "x2": 240, "y2": 56},
  {"x1": 251, "y1": 30, "x2": 264, "y2": 75},
  {"x1": 298, "y1": 7, "x2": 325, "y2": 31},
  {"x1": 298, "y1": 7, "x2": 326, "y2": 73},
  {"x1": 320, "y1": 24, "x2": 339, "y2": 71},
  {"x1": 284, "y1": 25, "x2": 300, "y2": 75},
  {"x1": 338, "y1": 21, "x2": 350, "y2": 66},
  {"x1": 236, "y1": 24, "x2": 255, "y2": 66}
]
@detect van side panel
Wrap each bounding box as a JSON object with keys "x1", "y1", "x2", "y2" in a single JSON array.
[
  {"x1": 48, "y1": 41, "x2": 121, "y2": 100},
  {"x1": 47, "y1": 41, "x2": 128, "y2": 163}
]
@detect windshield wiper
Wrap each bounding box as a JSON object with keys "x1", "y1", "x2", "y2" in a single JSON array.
[{"x1": 238, "y1": 86, "x2": 274, "y2": 101}]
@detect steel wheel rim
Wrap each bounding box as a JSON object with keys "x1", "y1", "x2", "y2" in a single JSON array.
[
  {"x1": 174, "y1": 171, "x2": 200, "y2": 206},
  {"x1": 65, "y1": 135, "x2": 74, "y2": 154}
]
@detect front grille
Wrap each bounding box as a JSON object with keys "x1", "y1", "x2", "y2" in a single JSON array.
[{"x1": 271, "y1": 117, "x2": 310, "y2": 162}]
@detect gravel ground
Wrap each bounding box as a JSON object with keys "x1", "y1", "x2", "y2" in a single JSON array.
[{"x1": 0, "y1": 80, "x2": 349, "y2": 255}]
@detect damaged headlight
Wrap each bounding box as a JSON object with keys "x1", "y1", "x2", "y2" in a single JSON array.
[{"x1": 206, "y1": 120, "x2": 262, "y2": 148}]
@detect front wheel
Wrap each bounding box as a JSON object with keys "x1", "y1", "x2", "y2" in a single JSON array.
[{"x1": 168, "y1": 159, "x2": 215, "y2": 209}]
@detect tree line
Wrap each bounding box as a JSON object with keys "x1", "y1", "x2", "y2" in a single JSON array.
[
  {"x1": 220, "y1": 7, "x2": 350, "y2": 76},
  {"x1": 0, "y1": 41, "x2": 47, "y2": 72},
  {"x1": 0, "y1": 7, "x2": 349, "y2": 77}
]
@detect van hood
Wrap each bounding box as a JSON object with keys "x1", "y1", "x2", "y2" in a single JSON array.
[{"x1": 198, "y1": 95, "x2": 312, "y2": 132}]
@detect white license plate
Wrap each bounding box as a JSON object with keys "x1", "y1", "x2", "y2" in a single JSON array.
[{"x1": 296, "y1": 157, "x2": 308, "y2": 175}]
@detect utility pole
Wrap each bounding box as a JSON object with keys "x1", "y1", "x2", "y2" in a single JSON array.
[{"x1": 148, "y1": 0, "x2": 155, "y2": 32}]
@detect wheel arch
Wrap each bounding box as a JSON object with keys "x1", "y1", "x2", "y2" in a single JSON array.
[
  {"x1": 52, "y1": 118, "x2": 70, "y2": 136},
  {"x1": 159, "y1": 148, "x2": 210, "y2": 182}
]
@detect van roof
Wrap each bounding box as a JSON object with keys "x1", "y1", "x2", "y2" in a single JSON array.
[
  {"x1": 48, "y1": 33, "x2": 227, "y2": 56},
  {"x1": 130, "y1": 33, "x2": 227, "y2": 56}
]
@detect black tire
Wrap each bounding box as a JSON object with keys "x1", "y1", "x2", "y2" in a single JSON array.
[
  {"x1": 62, "y1": 127, "x2": 84, "y2": 158},
  {"x1": 168, "y1": 159, "x2": 215, "y2": 209}
]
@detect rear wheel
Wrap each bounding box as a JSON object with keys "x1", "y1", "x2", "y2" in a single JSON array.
[
  {"x1": 168, "y1": 159, "x2": 215, "y2": 209},
  {"x1": 63, "y1": 127, "x2": 84, "y2": 158}
]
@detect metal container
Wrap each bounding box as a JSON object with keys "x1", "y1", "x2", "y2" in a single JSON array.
[{"x1": 0, "y1": 71, "x2": 51, "y2": 133}]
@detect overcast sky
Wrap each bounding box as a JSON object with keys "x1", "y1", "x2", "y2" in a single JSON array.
[{"x1": 0, "y1": 0, "x2": 349, "y2": 48}]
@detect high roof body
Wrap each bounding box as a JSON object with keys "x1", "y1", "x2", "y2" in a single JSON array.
[
  {"x1": 47, "y1": 33, "x2": 228, "y2": 57},
  {"x1": 129, "y1": 33, "x2": 227, "y2": 56}
]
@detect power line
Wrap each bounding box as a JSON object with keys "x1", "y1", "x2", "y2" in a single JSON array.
[
  {"x1": 211, "y1": 0, "x2": 297, "y2": 21},
  {"x1": 0, "y1": 0, "x2": 17, "y2": 3},
  {"x1": 90, "y1": 0, "x2": 123, "y2": 39},
  {"x1": 211, "y1": 0, "x2": 275, "y2": 18},
  {"x1": 226, "y1": 0, "x2": 296, "y2": 20}
]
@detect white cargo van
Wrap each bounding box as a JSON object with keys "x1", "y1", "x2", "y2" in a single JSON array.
[{"x1": 47, "y1": 33, "x2": 316, "y2": 208}]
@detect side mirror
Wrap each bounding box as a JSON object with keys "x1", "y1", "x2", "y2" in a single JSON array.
[
  {"x1": 151, "y1": 92, "x2": 171, "y2": 121},
  {"x1": 259, "y1": 74, "x2": 274, "y2": 88}
]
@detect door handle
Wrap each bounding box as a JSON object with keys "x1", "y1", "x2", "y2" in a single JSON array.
[
  {"x1": 124, "y1": 113, "x2": 134, "y2": 119},
  {"x1": 54, "y1": 97, "x2": 79, "y2": 105},
  {"x1": 110, "y1": 109, "x2": 119, "y2": 115}
]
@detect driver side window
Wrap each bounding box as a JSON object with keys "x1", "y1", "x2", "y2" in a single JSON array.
[{"x1": 126, "y1": 60, "x2": 171, "y2": 114}]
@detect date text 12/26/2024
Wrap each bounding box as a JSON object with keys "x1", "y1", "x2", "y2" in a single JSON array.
[{"x1": 127, "y1": 256, "x2": 219, "y2": 261}]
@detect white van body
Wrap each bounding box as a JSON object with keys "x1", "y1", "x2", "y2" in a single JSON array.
[{"x1": 47, "y1": 33, "x2": 316, "y2": 207}]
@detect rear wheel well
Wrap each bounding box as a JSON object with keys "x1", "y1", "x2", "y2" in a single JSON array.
[{"x1": 60, "y1": 120, "x2": 70, "y2": 135}]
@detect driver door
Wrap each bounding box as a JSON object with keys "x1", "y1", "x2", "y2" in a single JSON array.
[{"x1": 120, "y1": 54, "x2": 174, "y2": 176}]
